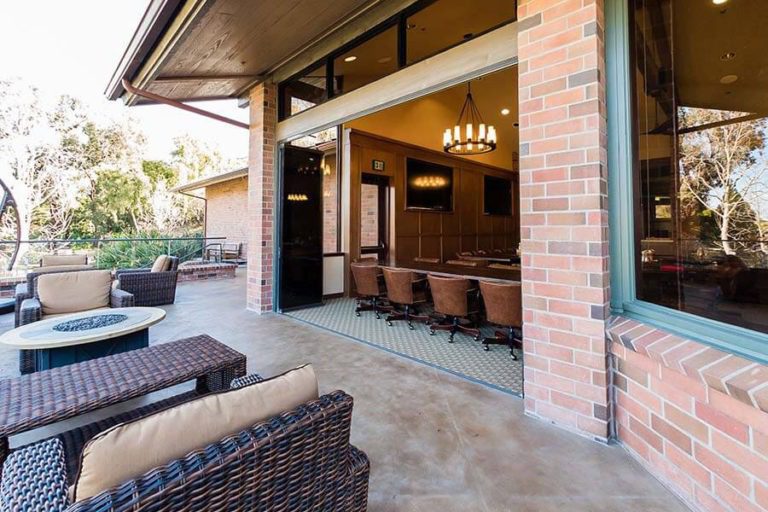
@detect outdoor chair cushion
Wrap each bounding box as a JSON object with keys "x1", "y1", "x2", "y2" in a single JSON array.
[
  {"x1": 73, "y1": 363, "x2": 319, "y2": 502},
  {"x1": 150, "y1": 255, "x2": 171, "y2": 272},
  {"x1": 33, "y1": 264, "x2": 94, "y2": 274},
  {"x1": 37, "y1": 270, "x2": 112, "y2": 316},
  {"x1": 40, "y1": 254, "x2": 88, "y2": 267}
]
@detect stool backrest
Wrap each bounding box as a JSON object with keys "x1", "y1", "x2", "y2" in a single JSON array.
[
  {"x1": 351, "y1": 263, "x2": 381, "y2": 297},
  {"x1": 382, "y1": 268, "x2": 416, "y2": 305},
  {"x1": 428, "y1": 275, "x2": 469, "y2": 317},
  {"x1": 480, "y1": 280, "x2": 522, "y2": 327}
]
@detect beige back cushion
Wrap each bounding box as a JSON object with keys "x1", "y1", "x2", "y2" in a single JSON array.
[
  {"x1": 74, "y1": 364, "x2": 319, "y2": 502},
  {"x1": 33, "y1": 264, "x2": 93, "y2": 275},
  {"x1": 41, "y1": 254, "x2": 87, "y2": 267},
  {"x1": 150, "y1": 255, "x2": 170, "y2": 272},
  {"x1": 37, "y1": 270, "x2": 112, "y2": 316}
]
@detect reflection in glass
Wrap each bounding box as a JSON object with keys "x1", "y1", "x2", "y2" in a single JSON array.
[
  {"x1": 406, "y1": 0, "x2": 516, "y2": 64},
  {"x1": 632, "y1": 0, "x2": 768, "y2": 334},
  {"x1": 332, "y1": 26, "x2": 398, "y2": 96},
  {"x1": 280, "y1": 64, "x2": 327, "y2": 117}
]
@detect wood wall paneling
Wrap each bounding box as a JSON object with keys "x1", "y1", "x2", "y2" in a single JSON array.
[{"x1": 348, "y1": 130, "x2": 519, "y2": 267}]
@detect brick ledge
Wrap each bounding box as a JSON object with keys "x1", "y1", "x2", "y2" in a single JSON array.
[{"x1": 607, "y1": 316, "x2": 768, "y2": 415}]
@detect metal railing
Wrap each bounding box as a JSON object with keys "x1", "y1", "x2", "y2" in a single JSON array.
[{"x1": 0, "y1": 236, "x2": 227, "y2": 277}]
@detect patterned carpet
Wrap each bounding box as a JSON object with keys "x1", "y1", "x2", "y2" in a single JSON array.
[{"x1": 286, "y1": 298, "x2": 523, "y2": 396}]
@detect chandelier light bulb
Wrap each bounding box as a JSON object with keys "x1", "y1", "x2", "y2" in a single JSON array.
[{"x1": 443, "y1": 83, "x2": 497, "y2": 155}]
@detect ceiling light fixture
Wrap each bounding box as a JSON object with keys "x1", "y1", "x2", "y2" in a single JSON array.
[
  {"x1": 377, "y1": 56, "x2": 392, "y2": 64},
  {"x1": 344, "y1": 55, "x2": 357, "y2": 63},
  {"x1": 720, "y1": 74, "x2": 738, "y2": 84},
  {"x1": 720, "y1": 52, "x2": 736, "y2": 61},
  {"x1": 501, "y1": 108, "x2": 510, "y2": 116},
  {"x1": 712, "y1": 0, "x2": 728, "y2": 4},
  {"x1": 443, "y1": 83, "x2": 497, "y2": 155}
]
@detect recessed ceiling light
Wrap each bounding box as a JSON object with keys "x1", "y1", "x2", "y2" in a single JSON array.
[
  {"x1": 377, "y1": 56, "x2": 392, "y2": 64},
  {"x1": 720, "y1": 52, "x2": 736, "y2": 61},
  {"x1": 344, "y1": 56, "x2": 357, "y2": 63},
  {"x1": 720, "y1": 74, "x2": 738, "y2": 84},
  {"x1": 500, "y1": 108, "x2": 511, "y2": 116},
  {"x1": 712, "y1": 0, "x2": 728, "y2": 4}
]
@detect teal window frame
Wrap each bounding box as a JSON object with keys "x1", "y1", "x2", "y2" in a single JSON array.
[{"x1": 605, "y1": 0, "x2": 768, "y2": 365}]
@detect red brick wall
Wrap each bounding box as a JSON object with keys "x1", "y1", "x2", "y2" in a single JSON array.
[
  {"x1": 610, "y1": 318, "x2": 768, "y2": 512},
  {"x1": 360, "y1": 183, "x2": 379, "y2": 248},
  {"x1": 517, "y1": 0, "x2": 611, "y2": 440},
  {"x1": 247, "y1": 82, "x2": 277, "y2": 313},
  {"x1": 206, "y1": 177, "x2": 248, "y2": 257},
  {"x1": 323, "y1": 156, "x2": 338, "y2": 254}
]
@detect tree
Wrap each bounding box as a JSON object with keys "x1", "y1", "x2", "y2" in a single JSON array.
[{"x1": 678, "y1": 108, "x2": 768, "y2": 257}]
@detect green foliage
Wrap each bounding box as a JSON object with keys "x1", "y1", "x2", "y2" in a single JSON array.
[
  {"x1": 69, "y1": 169, "x2": 148, "y2": 239},
  {"x1": 95, "y1": 233, "x2": 205, "y2": 270},
  {"x1": 142, "y1": 160, "x2": 177, "y2": 191}
]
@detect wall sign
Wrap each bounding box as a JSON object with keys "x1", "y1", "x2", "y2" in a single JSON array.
[{"x1": 372, "y1": 159, "x2": 385, "y2": 172}]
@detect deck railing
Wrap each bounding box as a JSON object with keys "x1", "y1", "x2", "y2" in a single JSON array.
[{"x1": 0, "y1": 236, "x2": 227, "y2": 277}]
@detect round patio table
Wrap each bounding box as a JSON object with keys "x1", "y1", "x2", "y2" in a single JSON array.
[{"x1": 0, "y1": 307, "x2": 166, "y2": 372}]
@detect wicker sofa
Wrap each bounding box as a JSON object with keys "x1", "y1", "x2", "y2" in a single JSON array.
[
  {"x1": 0, "y1": 374, "x2": 370, "y2": 512},
  {"x1": 114, "y1": 256, "x2": 180, "y2": 307},
  {"x1": 17, "y1": 270, "x2": 135, "y2": 374}
]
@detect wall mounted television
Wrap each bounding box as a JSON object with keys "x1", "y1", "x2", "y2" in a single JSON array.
[
  {"x1": 483, "y1": 174, "x2": 512, "y2": 216},
  {"x1": 405, "y1": 158, "x2": 453, "y2": 212}
]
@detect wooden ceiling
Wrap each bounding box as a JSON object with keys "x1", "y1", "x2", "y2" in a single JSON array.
[{"x1": 123, "y1": 0, "x2": 381, "y2": 104}]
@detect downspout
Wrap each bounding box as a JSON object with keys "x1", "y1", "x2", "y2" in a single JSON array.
[{"x1": 121, "y1": 79, "x2": 249, "y2": 130}]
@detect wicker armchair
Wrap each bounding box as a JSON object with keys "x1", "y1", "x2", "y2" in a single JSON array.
[
  {"x1": 0, "y1": 376, "x2": 370, "y2": 512},
  {"x1": 17, "y1": 272, "x2": 134, "y2": 375},
  {"x1": 114, "y1": 256, "x2": 180, "y2": 307},
  {"x1": 14, "y1": 266, "x2": 94, "y2": 327}
]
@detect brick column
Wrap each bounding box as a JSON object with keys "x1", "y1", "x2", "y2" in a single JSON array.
[
  {"x1": 517, "y1": 0, "x2": 611, "y2": 440},
  {"x1": 247, "y1": 82, "x2": 277, "y2": 313}
]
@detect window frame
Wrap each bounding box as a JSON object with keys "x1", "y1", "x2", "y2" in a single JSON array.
[
  {"x1": 278, "y1": 0, "x2": 519, "y2": 120},
  {"x1": 606, "y1": 0, "x2": 768, "y2": 365}
]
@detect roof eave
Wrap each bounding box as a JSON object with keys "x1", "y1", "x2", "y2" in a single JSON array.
[
  {"x1": 105, "y1": 0, "x2": 184, "y2": 101},
  {"x1": 171, "y1": 168, "x2": 249, "y2": 193}
]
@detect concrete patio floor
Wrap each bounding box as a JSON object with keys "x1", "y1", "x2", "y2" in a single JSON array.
[{"x1": 0, "y1": 273, "x2": 689, "y2": 511}]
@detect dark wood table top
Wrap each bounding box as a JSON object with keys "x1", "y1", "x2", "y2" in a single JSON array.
[
  {"x1": 389, "y1": 260, "x2": 521, "y2": 283},
  {"x1": 0, "y1": 334, "x2": 246, "y2": 440}
]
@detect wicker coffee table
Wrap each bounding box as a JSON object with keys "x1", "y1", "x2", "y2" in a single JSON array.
[
  {"x1": 0, "y1": 307, "x2": 165, "y2": 372},
  {"x1": 0, "y1": 334, "x2": 246, "y2": 467}
]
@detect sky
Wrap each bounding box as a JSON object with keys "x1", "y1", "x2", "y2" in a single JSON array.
[{"x1": 0, "y1": 1, "x2": 249, "y2": 163}]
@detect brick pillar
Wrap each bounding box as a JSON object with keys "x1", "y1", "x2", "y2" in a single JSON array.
[
  {"x1": 247, "y1": 82, "x2": 277, "y2": 313},
  {"x1": 517, "y1": 0, "x2": 611, "y2": 440}
]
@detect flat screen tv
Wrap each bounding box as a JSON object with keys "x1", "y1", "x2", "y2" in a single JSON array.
[
  {"x1": 405, "y1": 158, "x2": 453, "y2": 212},
  {"x1": 483, "y1": 175, "x2": 512, "y2": 216}
]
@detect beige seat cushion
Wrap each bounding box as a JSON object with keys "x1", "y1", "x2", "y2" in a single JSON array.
[
  {"x1": 74, "y1": 364, "x2": 319, "y2": 502},
  {"x1": 37, "y1": 270, "x2": 112, "y2": 316},
  {"x1": 150, "y1": 255, "x2": 170, "y2": 272},
  {"x1": 40, "y1": 254, "x2": 87, "y2": 267}
]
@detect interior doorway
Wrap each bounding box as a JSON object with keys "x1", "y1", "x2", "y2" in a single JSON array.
[{"x1": 360, "y1": 174, "x2": 390, "y2": 263}]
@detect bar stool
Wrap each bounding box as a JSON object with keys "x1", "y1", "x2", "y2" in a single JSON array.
[
  {"x1": 427, "y1": 275, "x2": 481, "y2": 343},
  {"x1": 382, "y1": 268, "x2": 429, "y2": 329},
  {"x1": 479, "y1": 280, "x2": 523, "y2": 359},
  {"x1": 350, "y1": 262, "x2": 389, "y2": 319}
]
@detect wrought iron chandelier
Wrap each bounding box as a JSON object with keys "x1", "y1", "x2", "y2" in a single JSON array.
[{"x1": 443, "y1": 83, "x2": 497, "y2": 155}]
